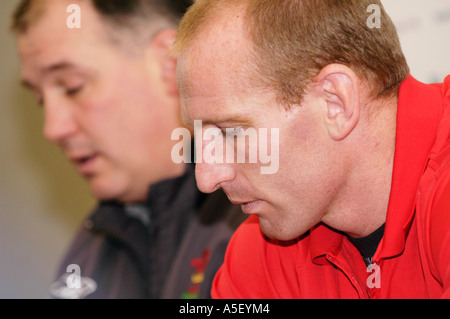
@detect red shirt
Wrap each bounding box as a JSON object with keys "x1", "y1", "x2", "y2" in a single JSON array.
[{"x1": 212, "y1": 75, "x2": 450, "y2": 299}]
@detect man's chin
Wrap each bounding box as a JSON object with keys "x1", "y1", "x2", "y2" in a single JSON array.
[
  {"x1": 88, "y1": 178, "x2": 127, "y2": 202},
  {"x1": 258, "y1": 217, "x2": 304, "y2": 242},
  {"x1": 89, "y1": 175, "x2": 148, "y2": 203},
  {"x1": 89, "y1": 188, "x2": 119, "y2": 202}
]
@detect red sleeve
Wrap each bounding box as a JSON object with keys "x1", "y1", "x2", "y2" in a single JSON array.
[
  {"x1": 211, "y1": 215, "x2": 284, "y2": 299},
  {"x1": 430, "y1": 170, "x2": 450, "y2": 298}
]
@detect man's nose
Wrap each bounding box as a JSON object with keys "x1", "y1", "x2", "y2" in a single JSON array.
[
  {"x1": 43, "y1": 97, "x2": 78, "y2": 145},
  {"x1": 195, "y1": 160, "x2": 236, "y2": 193}
]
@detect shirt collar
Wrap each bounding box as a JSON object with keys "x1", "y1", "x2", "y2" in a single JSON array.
[{"x1": 377, "y1": 75, "x2": 444, "y2": 259}]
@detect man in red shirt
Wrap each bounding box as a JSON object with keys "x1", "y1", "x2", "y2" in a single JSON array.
[{"x1": 173, "y1": 0, "x2": 450, "y2": 298}]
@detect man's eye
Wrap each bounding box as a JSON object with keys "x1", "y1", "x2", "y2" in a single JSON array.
[
  {"x1": 66, "y1": 85, "x2": 84, "y2": 96},
  {"x1": 223, "y1": 127, "x2": 244, "y2": 136}
]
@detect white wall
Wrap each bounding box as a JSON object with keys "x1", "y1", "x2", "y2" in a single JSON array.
[
  {"x1": 382, "y1": 0, "x2": 450, "y2": 83},
  {"x1": 0, "y1": 1, "x2": 95, "y2": 298},
  {"x1": 0, "y1": 1, "x2": 448, "y2": 298}
]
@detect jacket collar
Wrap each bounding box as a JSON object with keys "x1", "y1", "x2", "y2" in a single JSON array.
[
  {"x1": 145, "y1": 162, "x2": 201, "y2": 225},
  {"x1": 310, "y1": 75, "x2": 445, "y2": 261},
  {"x1": 88, "y1": 162, "x2": 201, "y2": 237}
]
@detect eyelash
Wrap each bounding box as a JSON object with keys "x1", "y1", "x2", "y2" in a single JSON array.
[
  {"x1": 66, "y1": 85, "x2": 84, "y2": 96},
  {"x1": 220, "y1": 127, "x2": 244, "y2": 136},
  {"x1": 35, "y1": 86, "x2": 82, "y2": 107}
]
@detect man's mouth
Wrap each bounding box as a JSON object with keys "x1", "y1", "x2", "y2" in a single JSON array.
[
  {"x1": 78, "y1": 155, "x2": 96, "y2": 164},
  {"x1": 241, "y1": 200, "x2": 262, "y2": 214},
  {"x1": 69, "y1": 153, "x2": 99, "y2": 175},
  {"x1": 229, "y1": 199, "x2": 262, "y2": 215}
]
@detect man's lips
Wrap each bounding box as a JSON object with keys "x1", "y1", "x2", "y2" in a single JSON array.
[
  {"x1": 68, "y1": 153, "x2": 99, "y2": 175},
  {"x1": 229, "y1": 199, "x2": 262, "y2": 215}
]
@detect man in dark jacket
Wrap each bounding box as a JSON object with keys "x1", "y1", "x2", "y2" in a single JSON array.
[{"x1": 12, "y1": 0, "x2": 245, "y2": 298}]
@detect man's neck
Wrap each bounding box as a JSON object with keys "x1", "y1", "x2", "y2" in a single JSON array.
[{"x1": 325, "y1": 97, "x2": 398, "y2": 238}]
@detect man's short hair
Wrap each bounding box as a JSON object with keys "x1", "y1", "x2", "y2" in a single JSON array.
[
  {"x1": 174, "y1": 0, "x2": 410, "y2": 106},
  {"x1": 12, "y1": 0, "x2": 193, "y2": 35}
]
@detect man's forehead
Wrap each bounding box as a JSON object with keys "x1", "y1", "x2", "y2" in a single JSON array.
[
  {"x1": 177, "y1": 22, "x2": 256, "y2": 98},
  {"x1": 183, "y1": 4, "x2": 249, "y2": 62},
  {"x1": 19, "y1": 0, "x2": 106, "y2": 43},
  {"x1": 176, "y1": 3, "x2": 275, "y2": 128},
  {"x1": 18, "y1": 0, "x2": 109, "y2": 77}
]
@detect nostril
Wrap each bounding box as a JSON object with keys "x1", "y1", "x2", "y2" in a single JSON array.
[{"x1": 195, "y1": 162, "x2": 236, "y2": 194}]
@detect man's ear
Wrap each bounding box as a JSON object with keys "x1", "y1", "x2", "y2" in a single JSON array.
[
  {"x1": 150, "y1": 29, "x2": 179, "y2": 96},
  {"x1": 315, "y1": 64, "x2": 361, "y2": 141}
]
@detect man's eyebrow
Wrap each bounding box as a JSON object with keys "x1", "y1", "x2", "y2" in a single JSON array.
[
  {"x1": 203, "y1": 117, "x2": 252, "y2": 127},
  {"x1": 42, "y1": 61, "x2": 77, "y2": 76},
  {"x1": 182, "y1": 116, "x2": 252, "y2": 129},
  {"x1": 21, "y1": 61, "x2": 79, "y2": 89}
]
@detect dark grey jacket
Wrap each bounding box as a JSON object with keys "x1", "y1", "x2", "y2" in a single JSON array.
[{"x1": 49, "y1": 164, "x2": 246, "y2": 299}]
